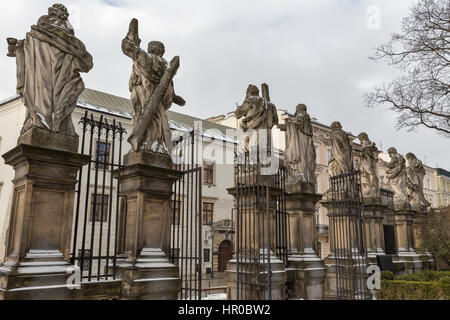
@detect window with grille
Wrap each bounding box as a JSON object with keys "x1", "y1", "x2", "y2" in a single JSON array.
[
  {"x1": 204, "y1": 249, "x2": 210, "y2": 263},
  {"x1": 90, "y1": 194, "x2": 109, "y2": 222},
  {"x1": 203, "y1": 202, "x2": 214, "y2": 225},
  {"x1": 95, "y1": 141, "x2": 111, "y2": 169},
  {"x1": 203, "y1": 162, "x2": 215, "y2": 185}
]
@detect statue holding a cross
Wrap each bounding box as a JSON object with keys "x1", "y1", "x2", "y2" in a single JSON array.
[{"x1": 235, "y1": 83, "x2": 278, "y2": 154}]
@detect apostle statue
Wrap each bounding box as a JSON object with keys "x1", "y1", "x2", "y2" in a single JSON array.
[
  {"x1": 122, "y1": 18, "x2": 185, "y2": 153},
  {"x1": 284, "y1": 104, "x2": 316, "y2": 184},
  {"x1": 357, "y1": 132, "x2": 380, "y2": 199},
  {"x1": 7, "y1": 3, "x2": 93, "y2": 135},
  {"x1": 235, "y1": 84, "x2": 278, "y2": 154},
  {"x1": 320, "y1": 121, "x2": 353, "y2": 176},
  {"x1": 405, "y1": 152, "x2": 431, "y2": 210},
  {"x1": 380, "y1": 147, "x2": 410, "y2": 208}
]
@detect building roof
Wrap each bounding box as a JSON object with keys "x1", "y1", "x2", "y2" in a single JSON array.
[
  {"x1": 436, "y1": 168, "x2": 450, "y2": 178},
  {"x1": 78, "y1": 88, "x2": 235, "y2": 137},
  {"x1": 0, "y1": 88, "x2": 237, "y2": 143}
]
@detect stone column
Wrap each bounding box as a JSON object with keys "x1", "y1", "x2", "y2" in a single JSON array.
[
  {"x1": 285, "y1": 182, "x2": 325, "y2": 300},
  {"x1": 113, "y1": 151, "x2": 182, "y2": 299},
  {"x1": 0, "y1": 128, "x2": 89, "y2": 300},
  {"x1": 225, "y1": 175, "x2": 287, "y2": 300},
  {"x1": 393, "y1": 209, "x2": 423, "y2": 274},
  {"x1": 362, "y1": 198, "x2": 386, "y2": 265}
]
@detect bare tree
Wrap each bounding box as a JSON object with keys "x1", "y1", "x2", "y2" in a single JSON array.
[{"x1": 366, "y1": 0, "x2": 450, "y2": 137}]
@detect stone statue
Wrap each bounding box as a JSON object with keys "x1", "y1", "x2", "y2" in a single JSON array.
[
  {"x1": 357, "y1": 132, "x2": 380, "y2": 199},
  {"x1": 235, "y1": 84, "x2": 278, "y2": 153},
  {"x1": 7, "y1": 3, "x2": 93, "y2": 135},
  {"x1": 405, "y1": 152, "x2": 431, "y2": 210},
  {"x1": 122, "y1": 19, "x2": 185, "y2": 153},
  {"x1": 284, "y1": 104, "x2": 316, "y2": 184},
  {"x1": 320, "y1": 121, "x2": 353, "y2": 176},
  {"x1": 380, "y1": 147, "x2": 410, "y2": 208}
]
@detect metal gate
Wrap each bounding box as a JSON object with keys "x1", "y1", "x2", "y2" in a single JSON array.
[
  {"x1": 170, "y1": 130, "x2": 203, "y2": 300},
  {"x1": 71, "y1": 111, "x2": 126, "y2": 282},
  {"x1": 233, "y1": 152, "x2": 288, "y2": 300},
  {"x1": 329, "y1": 170, "x2": 370, "y2": 300}
]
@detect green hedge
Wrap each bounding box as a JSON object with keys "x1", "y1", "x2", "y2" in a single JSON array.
[
  {"x1": 396, "y1": 271, "x2": 450, "y2": 282},
  {"x1": 377, "y1": 271, "x2": 450, "y2": 300}
]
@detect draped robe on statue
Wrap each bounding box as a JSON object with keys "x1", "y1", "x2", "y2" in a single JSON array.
[
  {"x1": 16, "y1": 14, "x2": 93, "y2": 135},
  {"x1": 285, "y1": 109, "x2": 316, "y2": 183},
  {"x1": 328, "y1": 129, "x2": 353, "y2": 175},
  {"x1": 122, "y1": 39, "x2": 174, "y2": 153},
  {"x1": 386, "y1": 154, "x2": 408, "y2": 203},
  {"x1": 406, "y1": 156, "x2": 430, "y2": 209}
]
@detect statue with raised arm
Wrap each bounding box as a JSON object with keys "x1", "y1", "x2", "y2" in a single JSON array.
[
  {"x1": 405, "y1": 152, "x2": 431, "y2": 210},
  {"x1": 357, "y1": 132, "x2": 380, "y2": 199},
  {"x1": 320, "y1": 121, "x2": 353, "y2": 176},
  {"x1": 122, "y1": 18, "x2": 185, "y2": 153},
  {"x1": 6, "y1": 3, "x2": 93, "y2": 135},
  {"x1": 235, "y1": 84, "x2": 278, "y2": 153},
  {"x1": 380, "y1": 147, "x2": 410, "y2": 209},
  {"x1": 284, "y1": 104, "x2": 316, "y2": 184}
]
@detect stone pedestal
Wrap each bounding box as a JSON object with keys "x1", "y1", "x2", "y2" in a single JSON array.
[
  {"x1": 362, "y1": 198, "x2": 386, "y2": 265},
  {"x1": 225, "y1": 176, "x2": 287, "y2": 300},
  {"x1": 393, "y1": 209, "x2": 423, "y2": 274},
  {"x1": 226, "y1": 250, "x2": 286, "y2": 300},
  {"x1": 285, "y1": 182, "x2": 325, "y2": 300},
  {"x1": 113, "y1": 151, "x2": 182, "y2": 299},
  {"x1": 0, "y1": 128, "x2": 89, "y2": 300},
  {"x1": 412, "y1": 211, "x2": 435, "y2": 270}
]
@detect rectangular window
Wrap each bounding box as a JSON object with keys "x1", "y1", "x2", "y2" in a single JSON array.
[
  {"x1": 203, "y1": 162, "x2": 215, "y2": 185},
  {"x1": 90, "y1": 194, "x2": 109, "y2": 222},
  {"x1": 203, "y1": 202, "x2": 214, "y2": 225},
  {"x1": 95, "y1": 141, "x2": 111, "y2": 169},
  {"x1": 355, "y1": 159, "x2": 359, "y2": 170},
  {"x1": 204, "y1": 249, "x2": 210, "y2": 263},
  {"x1": 327, "y1": 149, "x2": 332, "y2": 162}
]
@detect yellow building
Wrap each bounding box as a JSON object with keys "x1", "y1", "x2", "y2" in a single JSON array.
[{"x1": 434, "y1": 168, "x2": 450, "y2": 208}]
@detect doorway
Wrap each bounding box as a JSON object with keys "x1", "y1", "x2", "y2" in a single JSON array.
[{"x1": 218, "y1": 240, "x2": 232, "y2": 272}]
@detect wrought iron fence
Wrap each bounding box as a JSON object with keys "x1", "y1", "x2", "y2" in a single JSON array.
[
  {"x1": 233, "y1": 152, "x2": 288, "y2": 300},
  {"x1": 71, "y1": 111, "x2": 126, "y2": 282},
  {"x1": 171, "y1": 130, "x2": 203, "y2": 300},
  {"x1": 329, "y1": 170, "x2": 370, "y2": 300}
]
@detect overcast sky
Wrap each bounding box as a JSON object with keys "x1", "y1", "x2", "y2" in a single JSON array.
[{"x1": 0, "y1": 0, "x2": 448, "y2": 168}]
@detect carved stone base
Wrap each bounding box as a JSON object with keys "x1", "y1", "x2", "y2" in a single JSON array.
[
  {"x1": 114, "y1": 248, "x2": 180, "y2": 300},
  {"x1": 0, "y1": 250, "x2": 77, "y2": 300},
  {"x1": 393, "y1": 250, "x2": 424, "y2": 275},
  {"x1": 287, "y1": 249, "x2": 326, "y2": 300},
  {"x1": 225, "y1": 250, "x2": 286, "y2": 300},
  {"x1": 18, "y1": 127, "x2": 79, "y2": 153}
]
